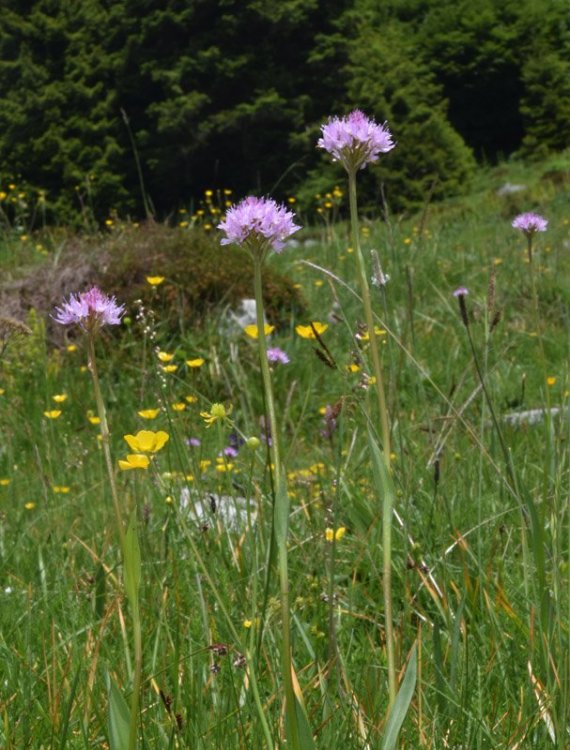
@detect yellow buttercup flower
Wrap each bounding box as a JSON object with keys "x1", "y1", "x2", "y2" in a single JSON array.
[
  {"x1": 118, "y1": 454, "x2": 151, "y2": 471},
  {"x1": 24, "y1": 502, "x2": 36, "y2": 510},
  {"x1": 347, "y1": 363, "x2": 361, "y2": 373},
  {"x1": 123, "y1": 430, "x2": 169, "y2": 453},
  {"x1": 146, "y1": 276, "x2": 165, "y2": 286},
  {"x1": 52, "y1": 485, "x2": 70, "y2": 494},
  {"x1": 546, "y1": 376, "x2": 556, "y2": 386},
  {"x1": 172, "y1": 402, "x2": 186, "y2": 411},
  {"x1": 243, "y1": 324, "x2": 275, "y2": 339},
  {"x1": 357, "y1": 326, "x2": 387, "y2": 342},
  {"x1": 66, "y1": 344, "x2": 77, "y2": 353},
  {"x1": 157, "y1": 351, "x2": 174, "y2": 362},
  {"x1": 44, "y1": 410, "x2": 62, "y2": 419},
  {"x1": 185, "y1": 395, "x2": 198, "y2": 403},
  {"x1": 161, "y1": 364, "x2": 178, "y2": 373},
  {"x1": 325, "y1": 527, "x2": 346, "y2": 542},
  {"x1": 295, "y1": 322, "x2": 328, "y2": 339},
  {"x1": 200, "y1": 402, "x2": 232, "y2": 427},
  {"x1": 52, "y1": 394, "x2": 68, "y2": 403},
  {"x1": 186, "y1": 358, "x2": 205, "y2": 368},
  {"x1": 138, "y1": 408, "x2": 160, "y2": 419},
  {"x1": 88, "y1": 415, "x2": 101, "y2": 425},
  {"x1": 0, "y1": 479, "x2": 10, "y2": 486}
]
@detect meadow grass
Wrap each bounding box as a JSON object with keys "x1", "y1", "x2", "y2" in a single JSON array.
[{"x1": 0, "y1": 154, "x2": 569, "y2": 748}]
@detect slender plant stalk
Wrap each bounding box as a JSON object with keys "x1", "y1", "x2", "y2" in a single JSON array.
[
  {"x1": 87, "y1": 334, "x2": 125, "y2": 546},
  {"x1": 128, "y1": 595, "x2": 142, "y2": 750},
  {"x1": 87, "y1": 333, "x2": 141, "y2": 749},
  {"x1": 348, "y1": 170, "x2": 391, "y2": 464},
  {"x1": 347, "y1": 170, "x2": 396, "y2": 708},
  {"x1": 253, "y1": 258, "x2": 300, "y2": 748}
]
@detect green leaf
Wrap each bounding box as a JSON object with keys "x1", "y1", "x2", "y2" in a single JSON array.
[
  {"x1": 294, "y1": 695, "x2": 317, "y2": 750},
  {"x1": 123, "y1": 511, "x2": 141, "y2": 610},
  {"x1": 106, "y1": 672, "x2": 130, "y2": 750},
  {"x1": 382, "y1": 644, "x2": 417, "y2": 750}
]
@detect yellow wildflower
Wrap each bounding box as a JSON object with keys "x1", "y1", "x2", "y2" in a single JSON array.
[
  {"x1": 118, "y1": 454, "x2": 151, "y2": 471},
  {"x1": 138, "y1": 408, "x2": 160, "y2": 419},
  {"x1": 146, "y1": 276, "x2": 165, "y2": 286},
  {"x1": 185, "y1": 395, "x2": 198, "y2": 403},
  {"x1": 162, "y1": 365, "x2": 178, "y2": 373},
  {"x1": 172, "y1": 402, "x2": 186, "y2": 411},
  {"x1": 186, "y1": 358, "x2": 205, "y2": 368},
  {"x1": 52, "y1": 486, "x2": 70, "y2": 494},
  {"x1": 0, "y1": 479, "x2": 10, "y2": 486},
  {"x1": 546, "y1": 377, "x2": 556, "y2": 386},
  {"x1": 25, "y1": 502, "x2": 36, "y2": 510},
  {"x1": 295, "y1": 322, "x2": 328, "y2": 339},
  {"x1": 123, "y1": 430, "x2": 169, "y2": 453},
  {"x1": 200, "y1": 402, "x2": 231, "y2": 427},
  {"x1": 325, "y1": 527, "x2": 346, "y2": 542},
  {"x1": 52, "y1": 394, "x2": 68, "y2": 403},
  {"x1": 44, "y1": 410, "x2": 62, "y2": 419},
  {"x1": 157, "y1": 351, "x2": 174, "y2": 362},
  {"x1": 243, "y1": 324, "x2": 275, "y2": 339}
]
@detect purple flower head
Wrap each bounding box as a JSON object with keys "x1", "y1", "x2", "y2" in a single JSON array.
[
  {"x1": 217, "y1": 196, "x2": 301, "y2": 254},
  {"x1": 223, "y1": 446, "x2": 239, "y2": 458},
  {"x1": 512, "y1": 212, "x2": 548, "y2": 236},
  {"x1": 53, "y1": 286, "x2": 125, "y2": 332},
  {"x1": 267, "y1": 347, "x2": 290, "y2": 365},
  {"x1": 453, "y1": 286, "x2": 469, "y2": 298},
  {"x1": 187, "y1": 437, "x2": 201, "y2": 448},
  {"x1": 318, "y1": 110, "x2": 395, "y2": 173}
]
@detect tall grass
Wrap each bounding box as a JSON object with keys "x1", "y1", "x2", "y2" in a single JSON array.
[{"x1": 0, "y1": 153, "x2": 569, "y2": 748}]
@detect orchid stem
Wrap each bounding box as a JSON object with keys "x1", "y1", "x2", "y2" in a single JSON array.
[
  {"x1": 348, "y1": 169, "x2": 397, "y2": 709},
  {"x1": 253, "y1": 257, "x2": 300, "y2": 749}
]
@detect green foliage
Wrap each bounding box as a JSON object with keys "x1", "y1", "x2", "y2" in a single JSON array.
[{"x1": 519, "y1": 1, "x2": 570, "y2": 156}]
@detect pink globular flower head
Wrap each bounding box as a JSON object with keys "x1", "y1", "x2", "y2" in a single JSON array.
[
  {"x1": 217, "y1": 196, "x2": 301, "y2": 255},
  {"x1": 512, "y1": 212, "x2": 548, "y2": 236},
  {"x1": 53, "y1": 286, "x2": 125, "y2": 333},
  {"x1": 318, "y1": 109, "x2": 395, "y2": 173}
]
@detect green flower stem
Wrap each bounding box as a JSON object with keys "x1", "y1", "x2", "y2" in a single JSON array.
[
  {"x1": 347, "y1": 170, "x2": 396, "y2": 709},
  {"x1": 252, "y1": 258, "x2": 300, "y2": 749},
  {"x1": 87, "y1": 333, "x2": 141, "y2": 748},
  {"x1": 348, "y1": 170, "x2": 391, "y2": 464},
  {"x1": 128, "y1": 595, "x2": 142, "y2": 750},
  {"x1": 87, "y1": 333, "x2": 125, "y2": 546}
]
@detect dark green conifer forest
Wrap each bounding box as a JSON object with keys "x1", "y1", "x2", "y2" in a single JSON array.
[{"x1": 1, "y1": 0, "x2": 568, "y2": 221}]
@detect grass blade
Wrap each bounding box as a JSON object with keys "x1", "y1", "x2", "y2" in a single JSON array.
[
  {"x1": 382, "y1": 644, "x2": 417, "y2": 750},
  {"x1": 106, "y1": 672, "x2": 130, "y2": 750}
]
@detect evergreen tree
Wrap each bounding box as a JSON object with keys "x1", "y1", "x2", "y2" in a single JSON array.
[{"x1": 518, "y1": 0, "x2": 570, "y2": 156}]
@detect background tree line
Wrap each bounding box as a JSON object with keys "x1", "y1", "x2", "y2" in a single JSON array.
[{"x1": 1, "y1": 0, "x2": 568, "y2": 222}]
